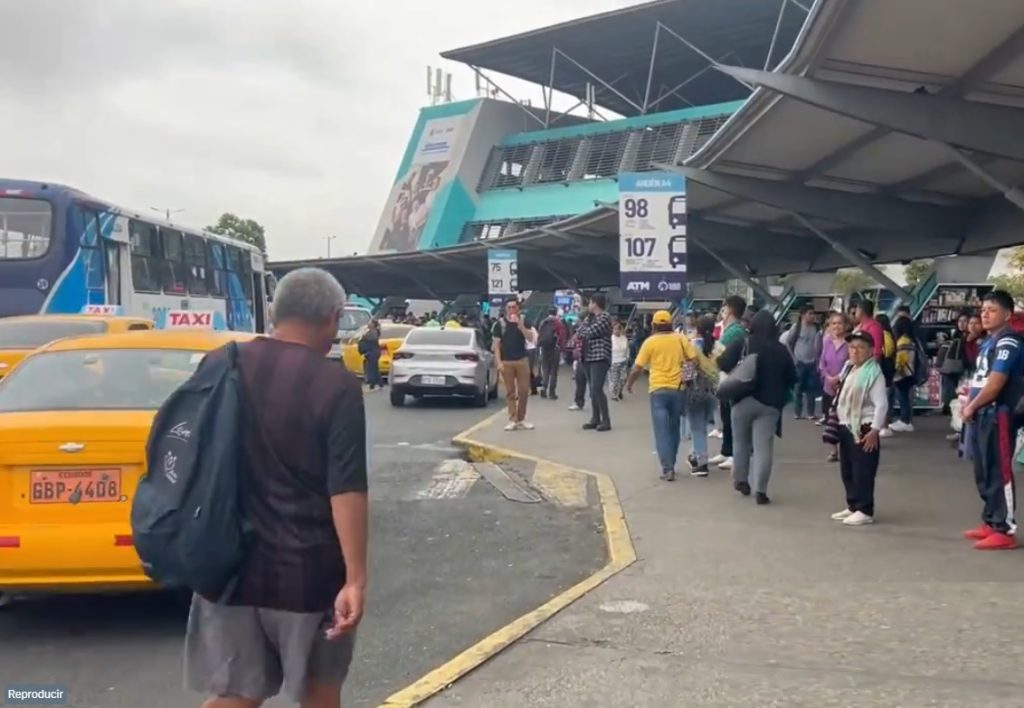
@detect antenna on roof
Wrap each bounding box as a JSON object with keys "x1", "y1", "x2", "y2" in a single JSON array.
[{"x1": 427, "y1": 65, "x2": 454, "y2": 105}]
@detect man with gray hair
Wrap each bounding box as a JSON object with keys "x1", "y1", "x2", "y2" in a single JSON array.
[{"x1": 185, "y1": 267, "x2": 369, "y2": 708}]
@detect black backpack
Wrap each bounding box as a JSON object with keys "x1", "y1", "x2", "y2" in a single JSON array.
[
  {"x1": 538, "y1": 319, "x2": 558, "y2": 350},
  {"x1": 131, "y1": 341, "x2": 251, "y2": 600}
]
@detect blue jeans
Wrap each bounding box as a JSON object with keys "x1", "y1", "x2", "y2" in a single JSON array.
[
  {"x1": 895, "y1": 379, "x2": 914, "y2": 424},
  {"x1": 794, "y1": 361, "x2": 820, "y2": 417},
  {"x1": 650, "y1": 389, "x2": 684, "y2": 472},
  {"x1": 686, "y1": 398, "x2": 716, "y2": 463}
]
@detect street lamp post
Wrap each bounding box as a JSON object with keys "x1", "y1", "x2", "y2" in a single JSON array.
[
  {"x1": 150, "y1": 207, "x2": 184, "y2": 222},
  {"x1": 324, "y1": 235, "x2": 337, "y2": 258}
]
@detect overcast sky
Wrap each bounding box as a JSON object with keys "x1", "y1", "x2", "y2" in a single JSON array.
[{"x1": 0, "y1": 0, "x2": 638, "y2": 261}]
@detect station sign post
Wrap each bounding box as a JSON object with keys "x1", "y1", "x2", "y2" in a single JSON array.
[
  {"x1": 487, "y1": 248, "x2": 518, "y2": 310},
  {"x1": 618, "y1": 171, "x2": 687, "y2": 300}
]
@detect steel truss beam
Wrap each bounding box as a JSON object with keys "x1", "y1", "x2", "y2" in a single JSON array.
[
  {"x1": 691, "y1": 217, "x2": 820, "y2": 261},
  {"x1": 688, "y1": 235, "x2": 780, "y2": 306},
  {"x1": 656, "y1": 164, "x2": 966, "y2": 234},
  {"x1": 790, "y1": 213, "x2": 913, "y2": 304},
  {"x1": 715, "y1": 65, "x2": 1024, "y2": 162}
]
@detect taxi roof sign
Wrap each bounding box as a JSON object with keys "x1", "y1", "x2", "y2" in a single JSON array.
[
  {"x1": 81, "y1": 304, "x2": 123, "y2": 315},
  {"x1": 164, "y1": 310, "x2": 216, "y2": 329}
]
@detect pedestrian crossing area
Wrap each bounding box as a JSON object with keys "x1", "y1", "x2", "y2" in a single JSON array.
[{"x1": 409, "y1": 457, "x2": 593, "y2": 508}]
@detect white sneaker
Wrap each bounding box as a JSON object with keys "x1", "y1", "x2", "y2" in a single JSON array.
[
  {"x1": 709, "y1": 454, "x2": 727, "y2": 464},
  {"x1": 843, "y1": 510, "x2": 875, "y2": 526},
  {"x1": 568, "y1": 404, "x2": 581, "y2": 411},
  {"x1": 717, "y1": 457, "x2": 734, "y2": 470},
  {"x1": 879, "y1": 427, "x2": 894, "y2": 438},
  {"x1": 890, "y1": 421, "x2": 914, "y2": 432},
  {"x1": 831, "y1": 509, "x2": 853, "y2": 521},
  {"x1": 504, "y1": 422, "x2": 518, "y2": 431},
  {"x1": 516, "y1": 421, "x2": 535, "y2": 430},
  {"x1": 709, "y1": 429, "x2": 723, "y2": 439}
]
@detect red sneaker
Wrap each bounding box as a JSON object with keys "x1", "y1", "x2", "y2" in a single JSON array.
[
  {"x1": 964, "y1": 524, "x2": 995, "y2": 540},
  {"x1": 973, "y1": 532, "x2": 1018, "y2": 550}
]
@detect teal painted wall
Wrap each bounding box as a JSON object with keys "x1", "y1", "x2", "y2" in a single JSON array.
[
  {"x1": 392, "y1": 99, "x2": 481, "y2": 184},
  {"x1": 473, "y1": 180, "x2": 620, "y2": 222},
  {"x1": 419, "y1": 178, "x2": 478, "y2": 249},
  {"x1": 498, "y1": 100, "x2": 743, "y2": 147}
]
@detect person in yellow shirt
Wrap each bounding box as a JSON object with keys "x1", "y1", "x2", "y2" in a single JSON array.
[{"x1": 626, "y1": 310, "x2": 698, "y2": 481}]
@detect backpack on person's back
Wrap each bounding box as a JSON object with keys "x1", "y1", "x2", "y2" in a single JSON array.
[
  {"x1": 537, "y1": 318, "x2": 559, "y2": 350},
  {"x1": 131, "y1": 342, "x2": 252, "y2": 600}
]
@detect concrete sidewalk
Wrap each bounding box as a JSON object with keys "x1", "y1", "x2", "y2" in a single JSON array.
[{"x1": 433, "y1": 386, "x2": 1024, "y2": 707}]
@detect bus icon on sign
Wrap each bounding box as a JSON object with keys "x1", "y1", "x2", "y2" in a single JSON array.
[
  {"x1": 668, "y1": 196, "x2": 687, "y2": 228},
  {"x1": 669, "y1": 235, "x2": 687, "y2": 268}
]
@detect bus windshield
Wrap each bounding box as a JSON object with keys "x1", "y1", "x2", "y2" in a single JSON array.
[{"x1": 0, "y1": 197, "x2": 52, "y2": 259}]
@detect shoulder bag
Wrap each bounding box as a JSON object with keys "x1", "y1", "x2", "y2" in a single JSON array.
[{"x1": 716, "y1": 340, "x2": 757, "y2": 403}]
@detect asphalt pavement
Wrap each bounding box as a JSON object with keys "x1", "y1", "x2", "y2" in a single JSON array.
[{"x1": 0, "y1": 389, "x2": 606, "y2": 707}]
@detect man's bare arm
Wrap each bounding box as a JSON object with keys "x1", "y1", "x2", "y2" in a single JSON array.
[{"x1": 331, "y1": 492, "x2": 368, "y2": 587}]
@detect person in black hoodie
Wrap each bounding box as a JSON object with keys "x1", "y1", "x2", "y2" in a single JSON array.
[{"x1": 719, "y1": 310, "x2": 797, "y2": 504}]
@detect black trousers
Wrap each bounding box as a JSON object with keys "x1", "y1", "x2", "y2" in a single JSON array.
[
  {"x1": 971, "y1": 409, "x2": 1017, "y2": 534},
  {"x1": 586, "y1": 360, "x2": 611, "y2": 426},
  {"x1": 720, "y1": 401, "x2": 734, "y2": 457},
  {"x1": 541, "y1": 348, "x2": 560, "y2": 396},
  {"x1": 574, "y1": 363, "x2": 588, "y2": 408},
  {"x1": 838, "y1": 425, "x2": 880, "y2": 517}
]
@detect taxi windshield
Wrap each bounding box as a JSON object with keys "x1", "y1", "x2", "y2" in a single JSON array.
[
  {"x1": 0, "y1": 319, "x2": 107, "y2": 349},
  {"x1": 339, "y1": 309, "x2": 371, "y2": 332},
  {"x1": 0, "y1": 348, "x2": 204, "y2": 412}
]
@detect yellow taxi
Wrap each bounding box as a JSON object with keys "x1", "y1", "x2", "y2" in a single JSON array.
[
  {"x1": 0, "y1": 328, "x2": 255, "y2": 597},
  {"x1": 0, "y1": 314, "x2": 153, "y2": 381},
  {"x1": 341, "y1": 321, "x2": 414, "y2": 376}
]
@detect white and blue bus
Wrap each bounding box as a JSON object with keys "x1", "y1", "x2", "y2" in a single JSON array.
[{"x1": 0, "y1": 180, "x2": 272, "y2": 331}]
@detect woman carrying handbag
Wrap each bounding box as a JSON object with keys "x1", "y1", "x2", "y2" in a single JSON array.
[{"x1": 717, "y1": 310, "x2": 797, "y2": 505}]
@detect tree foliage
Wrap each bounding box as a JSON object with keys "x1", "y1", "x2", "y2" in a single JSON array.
[
  {"x1": 992, "y1": 246, "x2": 1024, "y2": 302},
  {"x1": 206, "y1": 213, "x2": 267, "y2": 255},
  {"x1": 903, "y1": 259, "x2": 933, "y2": 288},
  {"x1": 832, "y1": 268, "x2": 874, "y2": 294}
]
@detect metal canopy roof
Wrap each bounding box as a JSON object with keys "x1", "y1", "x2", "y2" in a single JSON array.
[
  {"x1": 679, "y1": 0, "x2": 1024, "y2": 277},
  {"x1": 268, "y1": 208, "x2": 800, "y2": 299},
  {"x1": 441, "y1": 0, "x2": 806, "y2": 118}
]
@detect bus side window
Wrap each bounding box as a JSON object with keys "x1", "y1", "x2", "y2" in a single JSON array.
[
  {"x1": 206, "y1": 241, "x2": 227, "y2": 298},
  {"x1": 129, "y1": 219, "x2": 161, "y2": 293},
  {"x1": 184, "y1": 233, "x2": 209, "y2": 296},
  {"x1": 159, "y1": 228, "x2": 187, "y2": 295}
]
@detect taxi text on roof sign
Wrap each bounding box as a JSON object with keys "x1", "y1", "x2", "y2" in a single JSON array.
[
  {"x1": 164, "y1": 311, "x2": 215, "y2": 329},
  {"x1": 81, "y1": 304, "x2": 123, "y2": 315}
]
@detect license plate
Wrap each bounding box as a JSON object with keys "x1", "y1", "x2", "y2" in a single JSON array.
[
  {"x1": 421, "y1": 376, "x2": 447, "y2": 386},
  {"x1": 29, "y1": 469, "x2": 123, "y2": 504}
]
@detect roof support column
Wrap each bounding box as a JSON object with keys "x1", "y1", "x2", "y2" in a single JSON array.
[
  {"x1": 642, "y1": 24, "x2": 661, "y2": 113},
  {"x1": 790, "y1": 213, "x2": 913, "y2": 304},
  {"x1": 688, "y1": 235, "x2": 780, "y2": 307},
  {"x1": 945, "y1": 146, "x2": 1024, "y2": 213}
]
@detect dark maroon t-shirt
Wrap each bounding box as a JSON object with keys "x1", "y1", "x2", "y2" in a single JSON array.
[{"x1": 225, "y1": 337, "x2": 368, "y2": 613}]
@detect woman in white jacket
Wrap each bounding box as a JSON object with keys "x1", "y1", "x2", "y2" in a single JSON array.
[{"x1": 831, "y1": 330, "x2": 888, "y2": 527}]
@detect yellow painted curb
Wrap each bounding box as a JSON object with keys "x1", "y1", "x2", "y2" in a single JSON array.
[{"x1": 379, "y1": 410, "x2": 637, "y2": 707}]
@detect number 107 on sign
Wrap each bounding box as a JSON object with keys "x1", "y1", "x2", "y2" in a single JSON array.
[{"x1": 624, "y1": 237, "x2": 656, "y2": 258}]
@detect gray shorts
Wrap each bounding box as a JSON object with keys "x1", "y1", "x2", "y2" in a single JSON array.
[{"x1": 184, "y1": 594, "x2": 357, "y2": 703}]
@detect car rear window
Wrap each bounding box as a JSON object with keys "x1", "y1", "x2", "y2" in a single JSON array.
[
  {"x1": 404, "y1": 329, "x2": 473, "y2": 346},
  {"x1": 0, "y1": 348, "x2": 205, "y2": 412},
  {"x1": 0, "y1": 319, "x2": 107, "y2": 349},
  {"x1": 380, "y1": 325, "x2": 413, "y2": 340}
]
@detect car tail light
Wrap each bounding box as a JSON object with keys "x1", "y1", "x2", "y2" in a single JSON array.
[
  {"x1": 114, "y1": 535, "x2": 134, "y2": 547},
  {"x1": 393, "y1": 352, "x2": 414, "y2": 360},
  {"x1": 455, "y1": 353, "x2": 479, "y2": 362}
]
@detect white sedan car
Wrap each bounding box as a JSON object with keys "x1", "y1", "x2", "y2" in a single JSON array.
[{"x1": 389, "y1": 327, "x2": 498, "y2": 407}]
